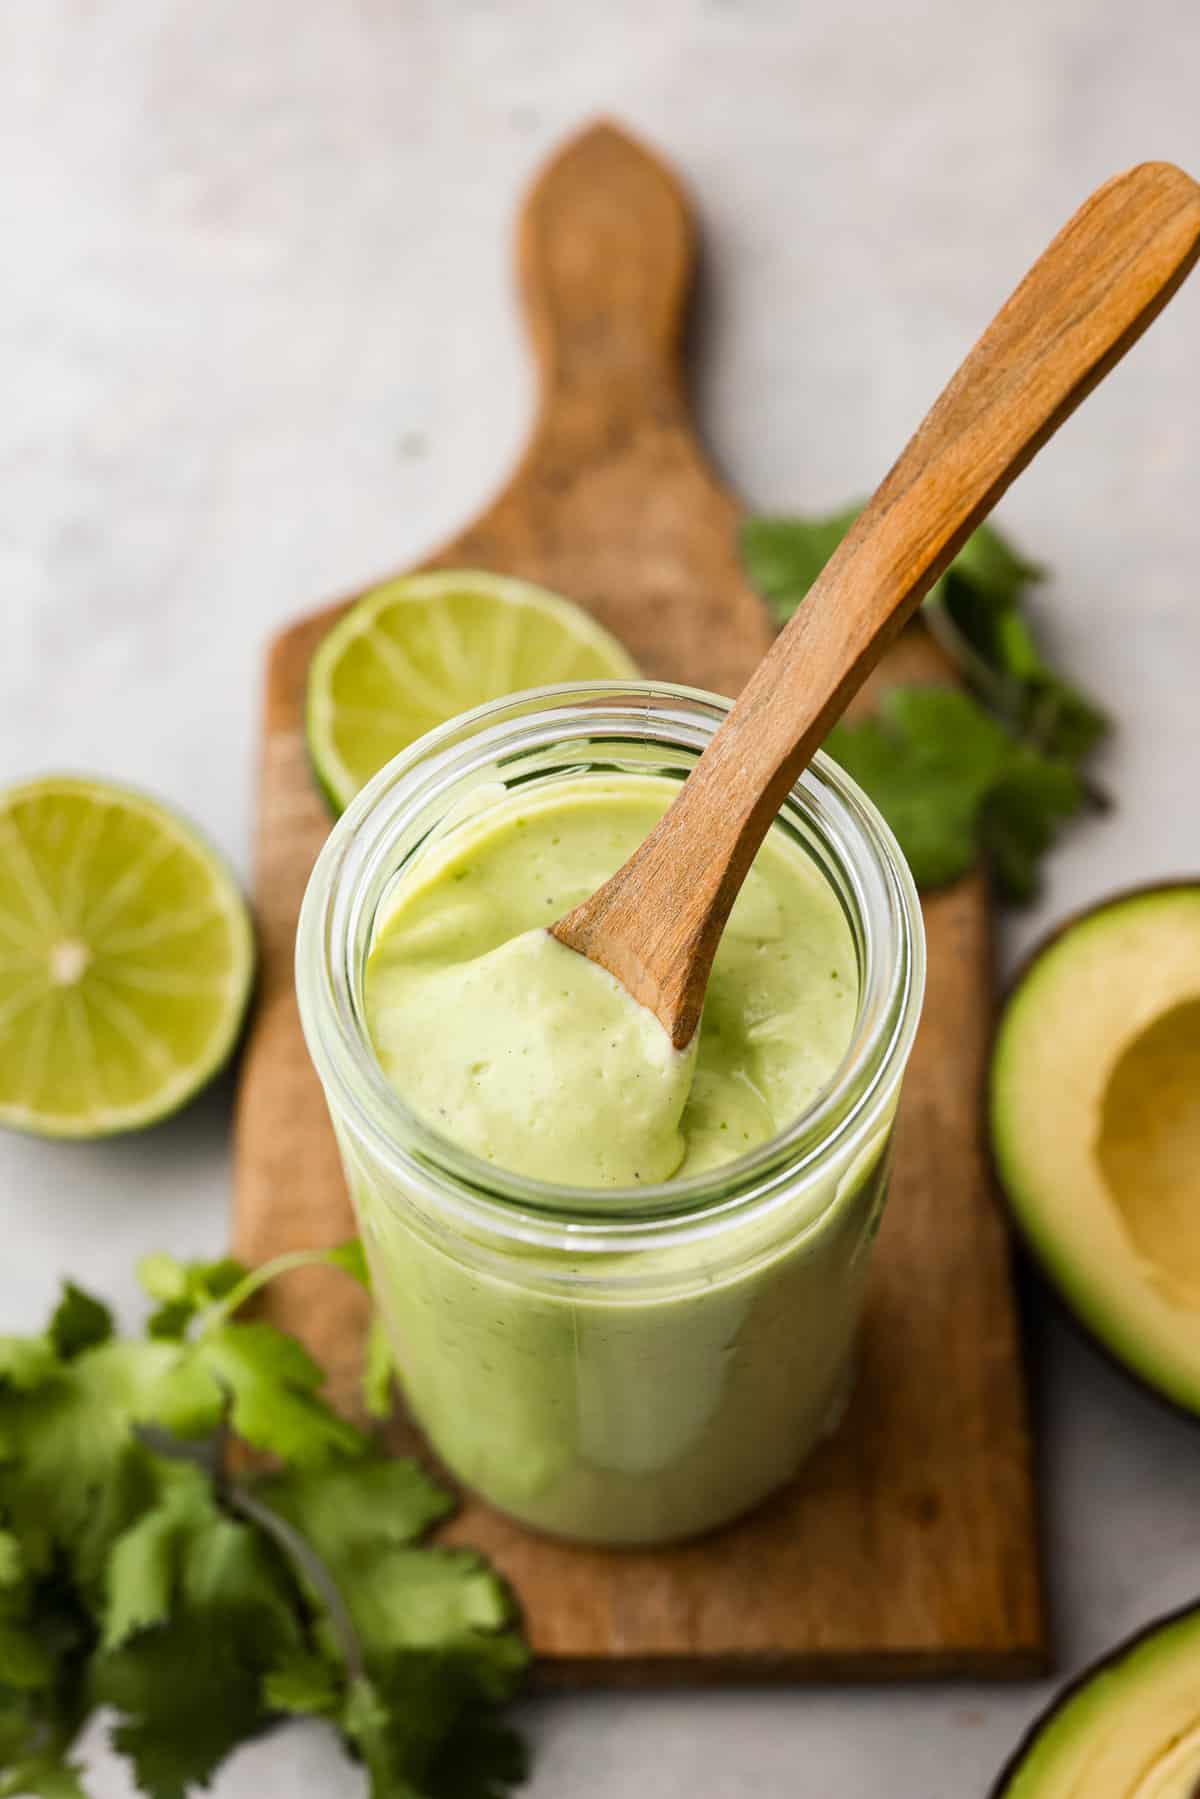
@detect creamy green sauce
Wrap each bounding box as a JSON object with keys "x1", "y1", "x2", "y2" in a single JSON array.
[{"x1": 365, "y1": 775, "x2": 857, "y2": 1185}]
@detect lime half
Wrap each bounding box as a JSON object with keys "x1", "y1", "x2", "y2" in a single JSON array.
[
  {"x1": 0, "y1": 777, "x2": 255, "y2": 1138},
  {"x1": 306, "y1": 570, "x2": 638, "y2": 811}
]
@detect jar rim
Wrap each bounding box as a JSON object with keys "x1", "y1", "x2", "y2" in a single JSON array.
[{"x1": 296, "y1": 681, "x2": 925, "y2": 1254}]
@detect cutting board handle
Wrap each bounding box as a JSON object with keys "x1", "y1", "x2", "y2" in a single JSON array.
[{"x1": 517, "y1": 121, "x2": 695, "y2": 431}]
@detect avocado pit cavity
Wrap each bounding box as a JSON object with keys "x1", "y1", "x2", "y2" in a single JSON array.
[
  {"x1": 1127, "y1": 1717, "x2": 1200, "y2": 1796},
  {"x1": 1097, "y1": 998, "x2": 1200, "y2": 1310}
]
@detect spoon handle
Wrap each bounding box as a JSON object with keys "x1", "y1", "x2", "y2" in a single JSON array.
[{"x1": 554, "y1": 161, "x2": 1200, "y2": 1046}]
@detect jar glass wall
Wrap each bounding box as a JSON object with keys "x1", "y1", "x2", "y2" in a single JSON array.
[{"x1": 297, "y1": 684, "x2": 925, "y2": 1546}]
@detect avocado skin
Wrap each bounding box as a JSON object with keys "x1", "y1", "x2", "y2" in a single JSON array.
[
  {"x1": 988, "y1": 879, "x2": 1200, "y2": 1423},
  {"x1": 988, "y1": 1600, "x2": 1200, "y2": 1796}
]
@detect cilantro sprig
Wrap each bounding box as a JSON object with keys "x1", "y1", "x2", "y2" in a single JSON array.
[
  {"x1": 740, "y1": 507, "x2": 1109, "y2": 897},
  {"x1": 0, "y1": 1248, "x2": 527, "y2": 1799}
]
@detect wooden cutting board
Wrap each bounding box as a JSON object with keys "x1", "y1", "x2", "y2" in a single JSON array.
[{"x1": 233, "y1": 120, "x2": 1046, "y2": 1681}]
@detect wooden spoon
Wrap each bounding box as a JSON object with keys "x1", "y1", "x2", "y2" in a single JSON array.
[{"x1": 553, "y1": 160, "x2": 1200, "y2": 1049}]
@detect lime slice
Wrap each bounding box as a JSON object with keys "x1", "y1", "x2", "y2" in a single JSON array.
[
  {"x1": 306, "y1": 570, "x2": 639, "y2": 811},
  {"x1": 0, "y1": 777, "x2": 255, "y2": 1138}
]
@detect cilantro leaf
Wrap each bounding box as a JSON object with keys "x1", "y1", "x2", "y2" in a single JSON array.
[
  {"x1": 103, "y1": 1627, "x2": 260, "y2": 1798},
  {"x1": 944, "y1": 518, "x2": 1040, "y2": 597},
  {"x1": 739, "y1": 507, "x2": 862, "y2": 622},
  {"x1": 338, "y1": 1551, "x2": 529, "y2": 1794},
  {"x1": 261, "y1": 1461, "x2": 527, "y2": 1798},
  {"x1": 143, "y1": 1301, "x2": 195, "y2": 1343},
  {"x1": 262, "y1": 1459, "x2": 452, "y2": 1558},
  {"x1": 740, "y1": 504, "x2": 1108, "y2": 764},
  {"x1": 333, "y1": 1547, "x2": 524, "y2": 1669},
  {"x1": 194, "y1": 1321, "x2": 366, "y2": 1466},
  {"x1": 826, "y1": 687, "x2": 1006, "y2": 888},
  {"x1": 135, "y1": 1254, "x2": 190, "y2": 1305},
  {"x1": 0, "y1": 1338, "x2": 58, "y2": 1394},
  {"x1": 826, "y1": 687, "x2": 1084, "y2": 897},
  {"x1": 137, "y1": 1254, "x2": 248, "y2": 1341},
  {"x1": 340, "y1": 1672, "x2": 423, "y2": 1799},
  {"x1": 137, "y1": 1254, "x2": 246, "y2": 1308},
  {"x1": 0, "y1": 1341, "x2": 220, "y2": 1576},
  {"x1": 0, "y1": 1569, "x2": 95, "y2": 1792},
  {"x1": 102, "y1": 1461, "x2": 211, "y2": 1651},
  {"x1": 0, "y1": 1750, "x2": 89, "y2": 1799},
  {"x1": 426, "y1": 1706, "x2": 529, "y2": 1799},
  {"x1": 262, "y1": 1647, "x2": 342, "y2": 1717},
  {"x1": 0, "y1": 1531, "x2": 23, "y2": 1589},
  {"x1": 980, "y1": 755, "x2": 1082, "y2": 902},
  {"x1": 740, "y1": 505, "x2": 1107, "y2": 896},
  {"x1": 48, "y1": 1285, "x2": 113, "y2": 1361},
  {"x1": 930, "y1": 562, "x2": 1108, "y2": 762},
  {"x1": 96, "y1": 1540, "x2": 300, "y2": 1798},
  {"x1": 739, "y1": 505, "x2": 1035, "y2": 628},
  {"x1": 0, "y1": 1255, "x2": 529, "y2": 1799},
  {"x1": 325, "y1": 1240, "x2": 370, "y2": 1286},
  {"x1": 342, "y1": 1663, "x2": 528, "y2": 1799},
  {"x1": 93, "y1": 1463, "x2": 303, "y2": 1798},
  {"x1": 262, "y1": 1466, "x2": 517, "y2": 1673},
  {"x1": 0, "y1": 1615, "x2": 56, "y2": 1692}
]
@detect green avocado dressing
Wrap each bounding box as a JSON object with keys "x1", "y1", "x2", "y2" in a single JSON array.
[
  {"x1": 343, "y1": 773, "x2": 895, "y2": 1542},
  {"x1": 364, "y1": 775, "x2": 857, "y2": 1186}
]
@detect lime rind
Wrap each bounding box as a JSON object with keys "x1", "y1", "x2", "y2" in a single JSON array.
[
  {"x1": 0, "y1": 775, "x2": 255, "y2": 1139},
  {"x1": 306, "y1": 570, "x2": 638, "y2": 813}
]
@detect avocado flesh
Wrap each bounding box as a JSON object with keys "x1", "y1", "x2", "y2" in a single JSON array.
[
  {"x1": 991, "y1": 886, "x2": 1200, "y2": 1414},
  {"x1": 995, "y1": 1605, "x2": 1200, "y2": 1796}
]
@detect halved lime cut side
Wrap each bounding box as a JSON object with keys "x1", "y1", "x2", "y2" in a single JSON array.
[
  {"x1": 0, "y1": 777, "x2": 255, "y2": 1138},
  {"x1": 306, "y1": 570, "x2": 639, "y2": 812}
]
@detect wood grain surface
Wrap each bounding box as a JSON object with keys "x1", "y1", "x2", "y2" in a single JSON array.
[{"x1": 232, "y1": 120, "x2": 1047, "y2": 1680}]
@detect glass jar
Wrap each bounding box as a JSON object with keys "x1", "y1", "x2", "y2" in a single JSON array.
[{"x1": 297, "y1": 684, "x2": 925, "y2": 1546}]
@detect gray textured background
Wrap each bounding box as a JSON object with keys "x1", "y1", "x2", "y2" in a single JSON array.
[{"x1": 4, "y1": 1, "x2": 1200, "y2": 1793}]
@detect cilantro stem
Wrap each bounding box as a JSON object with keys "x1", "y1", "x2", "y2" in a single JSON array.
[
  {"x1": 200, "y1": 1248, "x2": 348, "y2": 1334},
  {"x1": 227, "y1": 1481, "x2": 366, "y2": 1684}
]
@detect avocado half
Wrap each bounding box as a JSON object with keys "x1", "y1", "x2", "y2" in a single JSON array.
[
  {"x1": 991, "y1": 884, "x2": 1200, "y2": 1415},
  {"x1": 991, "y1": 1603, "x2": 1200, "y2": 1796}
]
